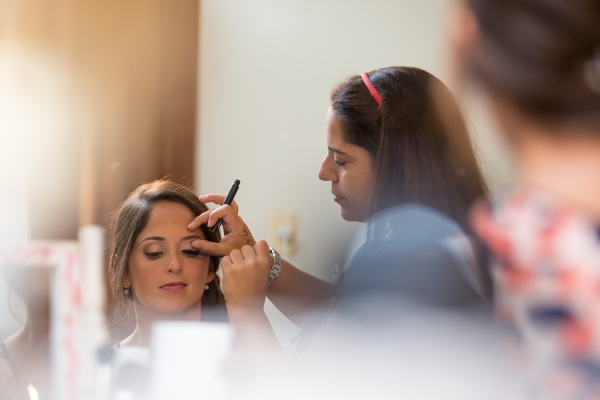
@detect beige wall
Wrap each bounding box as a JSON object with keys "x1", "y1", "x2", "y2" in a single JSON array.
[{"x1": 197, "y1": 0, "x2": 514, "y2": 344}]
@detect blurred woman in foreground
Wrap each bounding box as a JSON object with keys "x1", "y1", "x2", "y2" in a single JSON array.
[{"x1": 451, "y1": 0, "x2": 600, "y2": 396}]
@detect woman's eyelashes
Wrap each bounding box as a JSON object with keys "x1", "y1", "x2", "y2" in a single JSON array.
[
  {"x1": 145, "y1": 251, "x2": 163, "y2": 259},
  {"x1": 181, "y1": 249, "x2": 201, "y2": 256},
  {"x1": 333, "y1": 158, "x2": 346, "y2": 167},
  {"x1": 143, "y1": 248, "x2": 205, "y2": 259}
]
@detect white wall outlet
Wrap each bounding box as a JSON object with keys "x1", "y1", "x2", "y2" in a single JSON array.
[{"x1": 269, "y1": 212, "x2": 297, "y2": 256}]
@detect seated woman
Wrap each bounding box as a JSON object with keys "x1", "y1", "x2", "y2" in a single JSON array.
[
  {"x1": 109, "y1": 180, "x2": 227, "y2": 347},
  {"x1": 189, "y1": 67, "x2": 491, "y2": 352}
]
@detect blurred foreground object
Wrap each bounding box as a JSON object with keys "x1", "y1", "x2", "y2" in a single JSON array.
[
  {"x1": 286, "y1": 306, "x2": 519, "y2": 400},
  {"x1": 151, "y1": 322, "x2": 233, "y2": 399},
  {"x1": 0, "y1": 225, "x2": 108, "y2": 400},
  {"x1": 450, "y1": 0, "x2": 600, "y2": 397},
  {"x1": 473, "y1": 189, "x2": 600, "y2": 398}
]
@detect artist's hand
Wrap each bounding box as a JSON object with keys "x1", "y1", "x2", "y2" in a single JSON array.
[
  {"x1": 221, "y1": 240, "x2": 272, "y2": 312},
  {"x1": 188, "y1": 194, "x2": 256, "y2": 256}
]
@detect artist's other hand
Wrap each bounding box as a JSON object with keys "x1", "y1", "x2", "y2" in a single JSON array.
[
  {"x1": 221, "y1": 240, "x2": 272, "y2": 312},
  {"x1": 188, "y1": 194, "x2": 256, "y2": 256}
]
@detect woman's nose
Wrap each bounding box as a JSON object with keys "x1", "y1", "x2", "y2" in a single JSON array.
[
  {"x1": 166, "y1": 255, "x2": 183, "y2": 273},
  {"x1": 318, "y1": 157, "x2": 337, "y2": 182}
]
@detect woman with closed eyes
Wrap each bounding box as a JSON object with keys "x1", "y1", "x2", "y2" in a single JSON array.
[{"x1": 108, "y1": 180, "x2": 227, "y2": 348}]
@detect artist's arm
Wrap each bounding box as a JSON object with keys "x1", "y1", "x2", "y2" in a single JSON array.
[
  {"x1": 266, "y1": 261, "x2": 335, "y2": 329},
  {"x1": 188, "y1": 194, "x2": 335, "y2": 329}
]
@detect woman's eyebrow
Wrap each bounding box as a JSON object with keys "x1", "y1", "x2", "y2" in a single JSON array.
[
  {"x1": 182, "y1": 235, "x2": 203, "y2": 241},
  {"x1": 328, "y1": 146, "x2": 348, "y2": 156},
  {"x1": 140, "y1": 236, "x2": 164, "y2": 243}
]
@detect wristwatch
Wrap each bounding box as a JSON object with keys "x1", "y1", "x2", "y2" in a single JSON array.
[{"x1": 268, "y1": 247, "x2": 283, "y2": 285}]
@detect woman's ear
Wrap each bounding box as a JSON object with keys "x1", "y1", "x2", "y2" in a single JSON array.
[
  {"x1": 446, "y1": 2, "x2": 481, "y2": 92},
  {"x1": 205, "y1": 269, "x2": 215, "y2": 284},
  {"x1": 448, "y1": 2, "x2": 479, "y2": 55},
  {"x1": 113, "y1": 254, "x2": 131, "y2": 288}
]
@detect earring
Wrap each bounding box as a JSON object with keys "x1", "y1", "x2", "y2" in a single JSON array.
[
  {"x1": 124, "y1": 287, "x2": 130, "y2": 295},
  {"x1": 204, "y1": 284, "x2": 209, "y2": 290}
]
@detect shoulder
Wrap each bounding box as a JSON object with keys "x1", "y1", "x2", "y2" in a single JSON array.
[
  {"x1": 373, "y1": 204, "x2": 464, "y2": 243},
  {"x1": 343, "y1": 204, "x2": 483, "y2": 306}
]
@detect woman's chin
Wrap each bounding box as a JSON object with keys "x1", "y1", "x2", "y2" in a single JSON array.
[
  {"x1": 136, "y1": 297, "x2": 202, "y2": 318},
  {"x1": 340, "y1": 207, "x2": 368, "y2": 223}
]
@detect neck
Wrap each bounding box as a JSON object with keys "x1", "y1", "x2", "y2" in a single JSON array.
[
  {"x1": 4, "y1": 301, "x2": 51, "y2": 378},
  {"x1": 515, "y1": 126, "x2": 600, "y2": 219},
  {"x1": 13, "y1": 300, "x2": 51, "y2": 346},
  {"x1": 125, "y1": 299, "x2": 202, "y2": 347},
  {"x1": 25, "y1": 301, "x2": 50, "y2": 340}
]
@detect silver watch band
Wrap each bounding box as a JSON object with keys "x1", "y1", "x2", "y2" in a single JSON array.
[{"x1": 268, "y1": 247, "x2": 283, "y2": 285}]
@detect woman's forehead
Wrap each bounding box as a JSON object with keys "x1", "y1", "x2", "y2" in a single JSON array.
[
  {"x1": 326, "y1": 112, "x2": 350, "y2": 147},
  {"x1": 138, "y1": 201, "x2": 206, "y2": 241}
]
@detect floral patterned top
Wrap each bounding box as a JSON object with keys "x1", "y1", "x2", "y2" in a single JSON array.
[{"x1": 471, "y1": 188, "x2": 600, "y2": 398}]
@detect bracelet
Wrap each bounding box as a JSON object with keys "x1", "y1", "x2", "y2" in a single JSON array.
[{"x1": 268, "y1": 247, "x2": 283, "y2": 285}]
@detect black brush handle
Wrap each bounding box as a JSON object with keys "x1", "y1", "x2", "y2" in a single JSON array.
[{"x1": 209, "y1": 179, "x2": 240, "y2": 234}]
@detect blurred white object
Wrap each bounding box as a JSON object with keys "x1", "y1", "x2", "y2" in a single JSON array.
[
  {"x1": 27, "y1": 382, "x2": 39, "y2": 400},
  {"x1": 0, "y1": 241, "x2": 79, "y2": 399},
  {"x1": 151, "y1": 322, "x2": 233, "y2": 400},
  {"x1": 78, "y1": 226, "x2": 109, "y2": 398},
  {"x1": 111, "y1": 346, "x2": 151, "y2": 399},
  {"x1": 48, "y1": 242, "x2": 80, "y2": 400},
  {"x1": 0, "y1": 225, "x2": 109, "y2": 400}
]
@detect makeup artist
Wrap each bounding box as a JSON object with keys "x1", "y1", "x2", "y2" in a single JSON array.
[{"x1": 188, "y1": 66, "x2": 490, "y2": 352}]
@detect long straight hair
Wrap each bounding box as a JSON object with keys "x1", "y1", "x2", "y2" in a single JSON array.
[{"x1": 331, "y1": 67, "x2": 488, "y2": 233}]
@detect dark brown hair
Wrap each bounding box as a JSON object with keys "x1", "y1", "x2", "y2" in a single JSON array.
[
  {"x1": 466, "y1": 0, "x2": 600, "y2": 126},
  {"x1": 108, "y1": 180, "x2": 227, "y2": 325},
  {"x1": 331, "y1": 67, "x2": 488, "y2": 232}
]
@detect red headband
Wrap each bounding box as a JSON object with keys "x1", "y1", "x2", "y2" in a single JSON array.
[{"x1": 361, "y1": 72, "x2": 382, "y2": 111}]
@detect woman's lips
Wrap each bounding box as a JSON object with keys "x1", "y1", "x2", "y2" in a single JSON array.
[
  {"x1": 159, "y1": 282, "x2": 187, "y2": 291},
  {"x1": 333, "y1": 195, "x2": 345, "y2": 204}
]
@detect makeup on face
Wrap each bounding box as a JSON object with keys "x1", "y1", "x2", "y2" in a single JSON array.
[
  {"x1": 159, "y1": 281, "x2": 187, "y2": 291},
  {"x1": 139, "y1": 235, "x2": 209, "y2": 259},
  {"x1": 126, "y1": 201, "x2": 214, "y2": 314}
]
